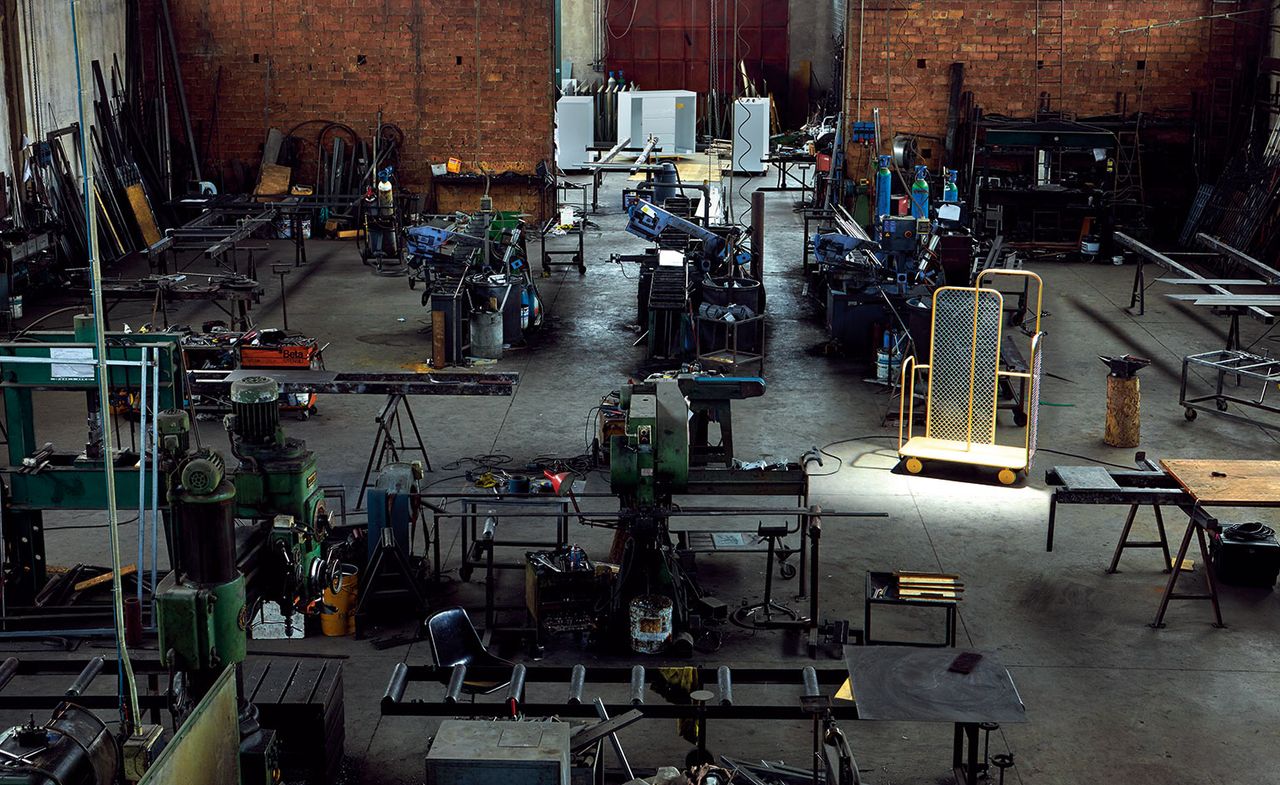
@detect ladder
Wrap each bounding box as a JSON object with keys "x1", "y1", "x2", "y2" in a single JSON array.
[
  {"x1": 1034, "y1": 0, "x2": 1065, "y2": 118},
  {"x1": 1114, "y1": 127, "x2": 1145, "y2": 210}
]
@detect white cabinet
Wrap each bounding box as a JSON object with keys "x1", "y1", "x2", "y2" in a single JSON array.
[
  {"x1": 617, "y1": 90, "x2": 697, "y2": 154},
  {"x1": 556, "y1": 95, "x2": 595, "y2": 171},
  {"x1": 732, "y1": 97, "x2": 770, "y2": 173}
]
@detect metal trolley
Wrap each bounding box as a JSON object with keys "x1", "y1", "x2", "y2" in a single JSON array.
[
  {"x1": 898, "y1": 269, "x2": 1045, "y2": 485},
  {"x1": 1180, "y1": 349, "x2": 1280, "y2": 431}
]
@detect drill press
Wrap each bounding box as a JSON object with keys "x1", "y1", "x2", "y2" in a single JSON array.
[{"x1": 155, "y1": 445, "x2": 280, "y2": 785}]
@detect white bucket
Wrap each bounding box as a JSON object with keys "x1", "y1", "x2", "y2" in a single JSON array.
[
  {"x1": 629, "y1": 594, "x2": 673, "y2": 654},
  {"x1": 875, "y1": 348, "x2": 891, "y2": 382}
]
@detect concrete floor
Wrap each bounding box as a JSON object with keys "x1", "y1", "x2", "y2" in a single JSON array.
[{"x1": 3, "y1": 170, "x2": 1279, "y2": 785}]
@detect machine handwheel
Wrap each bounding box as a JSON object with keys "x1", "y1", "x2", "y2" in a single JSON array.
[
  {"x1": 997, "y1": 468, "x2": 1018, "y2": 485},
  {"x1": 1185, "y1": 407, "x2": 1197, "y2": 421},
  {"x1": 905, "y1": 457, "x2": 924, "y2": 475}
]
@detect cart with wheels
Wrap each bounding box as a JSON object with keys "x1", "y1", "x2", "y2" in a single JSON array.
[{"x1": 898, "y1": 269, "x2": 1045, "y2": 485}]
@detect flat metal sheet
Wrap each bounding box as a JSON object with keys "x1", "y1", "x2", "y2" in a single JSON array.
[
  {"x1": 1054, "y1": 465, "x2": 1120, "y2": 490},
  {"x1": 1155, "y1": 278, "x2": 1268, "y2": 286},
  {"x1": 845, "y1": 646, "x2": 1026, "y2": 724},
  {"x1": 1166, "y1": 295, "x2": 1280, "y2": 305}
]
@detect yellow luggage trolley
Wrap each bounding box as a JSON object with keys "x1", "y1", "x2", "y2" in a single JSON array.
[{"x1": 898, "y1": 269, "x2": 1044, "y2": 485}]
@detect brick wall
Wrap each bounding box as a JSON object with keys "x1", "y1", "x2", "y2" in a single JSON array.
[
  {"x1": 152, "y1": 0, "x2": 553, "y2": 207},
  {"x1": 844, "y1": 1, "x2": 1265, "y2": 158}
]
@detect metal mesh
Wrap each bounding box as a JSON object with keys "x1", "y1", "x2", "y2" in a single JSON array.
[
  {"x1": 926, "y1": 288, "x2": 1004, "y2": 445},
  {"x1": 1028, "y1": 332, "x2": 1044, "y2": 465}
]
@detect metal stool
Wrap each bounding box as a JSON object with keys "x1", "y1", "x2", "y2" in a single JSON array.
[{"x1": 731, "y1": 522, "x2": 801, "y2": 628}]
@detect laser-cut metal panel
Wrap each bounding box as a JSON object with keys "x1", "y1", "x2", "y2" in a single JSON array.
[{"x1": 925, "y1": 288, "x2": 1004, "y2": 446}]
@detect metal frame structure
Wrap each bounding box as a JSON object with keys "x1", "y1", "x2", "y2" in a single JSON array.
[
  {"x1": 1180, "y1": 349, "x2": 1280, "y2": 430},
  {"x1": 1120, "y1": 232, "x2": 1274, "y2": 350},
  {"x1": 0, "y1": 328, "x2": 177, "y2": 637}
]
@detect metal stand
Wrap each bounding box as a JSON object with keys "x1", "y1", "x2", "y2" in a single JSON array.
[
  {"x1": 731, "y1": 523, "x2": 802, "y2": 629},
  {"x1": 356, "y1": 394, "x2": 432, "y2": 509},
  {"x1": 1151, "y1": 506, "x2": 1225, "y2": 628},
  {"x1": 1107, "y1": 503, "x2": 1171, "y2": 573},
  {"x1": 353, "y1": 526, "x2": 427, "y2": 638}
]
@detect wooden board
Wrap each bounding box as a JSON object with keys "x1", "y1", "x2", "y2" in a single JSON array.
[
  {"x1": 74, "y1": 564, "x2": 136, "y2": 592},
  {"x1": 255, "y1": 163, "x2": 292, "y2": 201},
  {"x1": 1160, "y1": 459, "x2": 1280, "y2": 506},
  {"x1": 125, "y1": 183, "x2": 162, "y2": 246}
]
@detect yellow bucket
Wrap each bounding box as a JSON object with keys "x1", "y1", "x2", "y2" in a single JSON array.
[{"x1": 320, "y1": 565, "x2": 359, "y2": 637}]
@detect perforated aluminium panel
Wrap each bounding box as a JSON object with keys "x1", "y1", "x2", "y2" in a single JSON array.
[
  {"x1": 1027, "y1": 332, "x2": 1044, "y2": 465},
  {"x1": 925, "y1": 288, "x2": 1004, "y2": 446}
]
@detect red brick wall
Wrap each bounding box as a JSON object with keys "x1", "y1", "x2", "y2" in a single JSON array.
[
  {"x1": 844, "y1": 1, "x2": 1264, "y2": 153},
  {"x1": 154, "y1": 0, "x2": 553, "y2": 195}
]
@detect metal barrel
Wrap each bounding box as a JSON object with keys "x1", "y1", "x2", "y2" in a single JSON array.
[
  {"x1": 629, "y1": 666, "x2": 645, "y2": 705},
  {"x1": 65, "y1": 657, "x2": 105, "y2": 697},
  {"x1": 445, "y1": 665, "x2": 467, "y2": 703},
  {"x1": 716, "y1": 666, "x2": 733, "y2": 706},
  {"x1": 568, "y1": 664, "x2": 586, "y2": 705},
  {"x1": 383, "y1": 663, "x2": 409, "y2": 705}
]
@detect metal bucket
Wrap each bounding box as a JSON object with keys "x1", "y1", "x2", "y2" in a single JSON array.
[
  {"x1": 629, "y1": 594, "x2": 673, "y2": 654},
  {"x1": 470, "y1": 310, "x2": 504, "y2": 359},
  {"x1": 321, "y1": 564, "x2": 359, "y2": 637}
]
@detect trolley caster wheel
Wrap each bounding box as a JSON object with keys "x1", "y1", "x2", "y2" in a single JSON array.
[
  {"x1": 296, "y1": 409, "x2": 309, "y2": 422},
  {"x1": 1185, "y1": 407, "x2": 1197, "y2": 421},
  {"x1": 1013, "y1": 410, "x2": 1028, "y2": 427},
  {"x1": 905, "y1": 457, "x2": 924, "y2": 475},
  {"x1": 408, "y1": 278, "x2": 416, "y2": 290},
  {"x1": 1216, "y1": 399, "x2": 1228, "y2": 412},
  {"x1": 779, "y1": 561, "x2": 797, "y2": 580},
  {"x1": 997, "y1": 468, "x2": 1018, "y2": 486}
]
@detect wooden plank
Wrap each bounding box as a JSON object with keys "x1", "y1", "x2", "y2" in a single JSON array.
[
  {"x1": 124, "y1": 184, "x2": 163, "y2": 246},
  {"x1": 1160, "y1": 459, "x2": 1280, "y2": 506},
  {"x1": 74, "y1": 564, "x2": 136, "y2": 592}
]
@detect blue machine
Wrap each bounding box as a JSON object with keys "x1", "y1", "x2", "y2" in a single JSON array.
[{"x1": 625, "y1": 199, "x2": 727, "y2": 268}]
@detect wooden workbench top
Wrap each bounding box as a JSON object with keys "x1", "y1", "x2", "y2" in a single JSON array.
[{"x1": 1160, "y1": 459, "x2": 1280, "y2": 506}]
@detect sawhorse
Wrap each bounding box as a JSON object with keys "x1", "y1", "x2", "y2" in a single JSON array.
[{"x1": 356, "y1": 393, "x2": 432, "y2": 509}]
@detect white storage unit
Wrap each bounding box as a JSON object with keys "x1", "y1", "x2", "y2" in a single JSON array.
[
  {"x1": 555, "y1": 95, "x2": 595, "y2": 171},
  {"x1": 732, "y1": 97, "x2": 770, "y2": 173},
  {"x1": 617, "y1": 90, "x2": 697, "y2": 154}
]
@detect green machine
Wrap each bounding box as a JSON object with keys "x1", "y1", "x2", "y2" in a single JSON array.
[
  {"x1": 605, "y1": 372, "x2": 768, "y2": 651},
  {"x1": 223, "y1": 376, "x2": 332, "y2": 612},
  {"x1": 0, "y1": 316, "x2": 184, "y2": 612},
  {"x1": 156, "y1": 442, "x2": 280, "y2": 785}
]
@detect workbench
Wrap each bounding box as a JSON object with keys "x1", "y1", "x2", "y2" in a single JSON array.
[
  {"x1": 1046, "y1": 457, "x2": 1280, "y2": 627},
  {"x1": 844, "y1": 646, "x2": 1025, "y2": 785},
  {"x1": 1153, "y1": 459, "x2": 1280, "y2": 628}
]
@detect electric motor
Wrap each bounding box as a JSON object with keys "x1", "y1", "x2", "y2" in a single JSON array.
[
  {"x1": 180, "y1": 449, "x2": 225, "y2": 496},
  {"x1": 229, "y1": 375, "x2": 281, "y2": 444},
  {"x1": 0, "y1": 703, "x2": 119, "y2": 785}
]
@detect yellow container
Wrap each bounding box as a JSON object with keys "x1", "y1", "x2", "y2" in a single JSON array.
[{"x1": 320, "y1": 565, "x2": 359, "y2": 637}]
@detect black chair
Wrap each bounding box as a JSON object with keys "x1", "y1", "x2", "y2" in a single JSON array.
[{"x1": 423, "y1": 607, "x2": 513, "y2": 695}]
